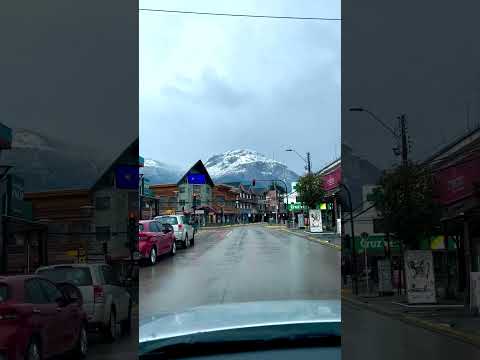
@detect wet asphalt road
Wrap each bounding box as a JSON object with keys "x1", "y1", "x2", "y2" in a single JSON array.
[
  {"x1": 342, "y1": 301, "x2": 480, "y2": 359},
  {"x1": 139, "y1": 224, "x2": 340, "y2": 320}
]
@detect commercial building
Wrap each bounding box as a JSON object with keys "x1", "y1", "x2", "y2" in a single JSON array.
[
  {"x1": 427, "y1": 127, "x2": 480, "y2": 305},
  {"x1": 2, "y1": 138, "x2": 140, "y2": 277}
]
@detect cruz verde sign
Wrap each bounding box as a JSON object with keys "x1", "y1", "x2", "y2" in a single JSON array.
[{"x1": 354, "y1": 234, "x2": 400, "y2": 255}]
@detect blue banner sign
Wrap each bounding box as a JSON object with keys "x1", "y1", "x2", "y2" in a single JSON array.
[
  {"x1": 115, "y1": 166, "x2": 139, "y2": 189},
  {"x1": 187, "y1": 173, "x2": 206, "y2": 184}
]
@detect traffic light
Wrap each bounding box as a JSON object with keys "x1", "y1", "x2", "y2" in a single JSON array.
[{"x1": 252, "y1": 179, "x2": 256, "y2": 187}]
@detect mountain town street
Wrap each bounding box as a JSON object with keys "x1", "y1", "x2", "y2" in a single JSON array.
[{"x1": 139, "y1": 224, "x2": 340, "y2": 320}]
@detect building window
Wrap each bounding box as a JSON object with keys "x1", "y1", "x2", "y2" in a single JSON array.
[
  {"x1": 95, "y1": 196, "x2": 110, "y2": 210},
  {"x1": 179, "y1": 187, "x2": 185, "y2": 193},
  {"x1": 179, "y1": 200, "x2": 186, "y2": 206},
  {"x1": 373, "y1": 218, "x2": 386, "y2": 233},
  {"x1": 96, "y1": 226, "x2": 110, "y2": 243}
]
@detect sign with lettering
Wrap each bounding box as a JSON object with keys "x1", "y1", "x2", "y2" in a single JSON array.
[
  {"x1": 471, "y1": 272, "x2": 480, "y2": 314},
  {"x1": 323, "y1": 166, "x2": 341, "y2": 191},
  {"x1": 7, "y1": 175, "x2": 24, "y2": 218},
  {"x1": 404, "y1": 250, "x2": 436, "y2": 304},
  {"x1": 0, "y1": 123, "x2": 12, "y2": 149},
  {"x1": 309, "y1": 209, "x2": 323, "y2": 232},
  {"x1": 433, "y1": 157, "x2": 480, "y2": 205},
  {"x1": 378, "y1": 259, "x2": 393, "y2": 293}
]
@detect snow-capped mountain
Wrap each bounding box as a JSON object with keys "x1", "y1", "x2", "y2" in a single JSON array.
[
  {"x1": 142, "y1": 149, "x2": 300, "y2": 190},
  {"x1": 141, "y1": 159, "x2": 184, "y2": 184},
  {"x1": 205, "y1": 149, "x2": 299, "y2": 190},
  {"x1": 1, "y1": 128, "x2": 102, "y2": 192}
]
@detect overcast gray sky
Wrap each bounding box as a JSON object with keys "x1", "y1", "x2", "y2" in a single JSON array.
[{"x1": 140, "y1": 0, "x2": 340, "y2": 175}]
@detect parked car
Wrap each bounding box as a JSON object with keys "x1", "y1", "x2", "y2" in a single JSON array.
[
  {"x1": 155, "y1": 215, "x2": 195, "y2": 248},
  {"x1": 139, "y1": 220, "x2": 176, "y2": 265},
  {"x1": 35, "y1": 263, "x2": 131, "y2": 342},
  {"x1": 0, "y1": 275, "x2": 88, "y2": 360}
]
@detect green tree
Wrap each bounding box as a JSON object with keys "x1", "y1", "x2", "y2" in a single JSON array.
[
  {"x1": 373, "y1": 161, "x2": 440, "y2": 250},
  {"x1": 295, "y1": 172, "x2": 326, "y2": 209}
]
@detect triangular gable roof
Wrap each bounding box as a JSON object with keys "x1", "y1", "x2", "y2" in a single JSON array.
[
  {"x1": 177, "y1": 160, "x2": 214, "y2": 186},
  {"x1": 91, "y1": 137, "x2": 139, "y2": 191}
]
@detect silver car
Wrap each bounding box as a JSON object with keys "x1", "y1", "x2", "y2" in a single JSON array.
[
  {"x1": 35, "y1": 263, "x2": 132, "y2": 342},
  {"x1": 155, "y1": 215, "x2": 195, "y2": 248}
]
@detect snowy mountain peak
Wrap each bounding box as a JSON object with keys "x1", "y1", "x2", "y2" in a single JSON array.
[
  {"x1": 205, "y1": 149, "x2": 286, "y2": 178},
  {"x1": 11, "y1": 128, "x2": 56, "y2": 151},
  {"x1": 204, "y1": 149, "x2": 299, "y2": 190}
]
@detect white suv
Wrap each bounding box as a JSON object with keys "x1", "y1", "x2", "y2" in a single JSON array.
[
  {"x1": 155, "y1": 215, "x2": 194, "y2": 248},
  {"x1": 35, "y1": 263, "x2": 132, "y2": 342}
]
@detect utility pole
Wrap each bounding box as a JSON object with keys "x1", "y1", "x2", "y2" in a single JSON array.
[
  {"x1": 399, "y1": 114, "x2": 408, "y2": 165},
  {"x1": 306, "y1": 152, "x2": 312, "y2": 173}
]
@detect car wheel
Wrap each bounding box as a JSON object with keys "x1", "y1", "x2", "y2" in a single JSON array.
[
  {"x1": 170, "y1": 240, "x2": 176, "y2": 256},
  {"x1": 149, "y1": 247, "x2": 157, "y2": 265},
  {"x1": 25, "y1": 338, "x2": 41, "y2": 360},
  {"x1": 73, "y1": 324, "x2": 88, "y2": 358},
  {"x1": 105, "y1": 308, "x2": 117, "y2": 342},
  {"x1": 183, "y1": 234, "x2": 189, "y2": 249},
  {"x1": 121, "y1": 303, "x2": 132, "y2": 336}
]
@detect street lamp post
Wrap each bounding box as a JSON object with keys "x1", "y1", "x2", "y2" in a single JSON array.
[
  {"x1": 286, "y1": 148, "x2": 311, "y2": 174},
  {"x1": 339, "y1": 182, "x2": 358, "y2": 295},
  {"x1": 349, "y1": 107, "x2": 408, "y2": 161}
]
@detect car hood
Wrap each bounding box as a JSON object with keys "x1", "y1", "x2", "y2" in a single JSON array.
[{"x1": 139, "y1": 300, "x2": 340, "y2": 355}]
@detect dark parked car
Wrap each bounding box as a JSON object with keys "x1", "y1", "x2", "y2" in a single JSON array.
[{"x1": 0, "y1": 275, "x2": 88, "y2": 360}]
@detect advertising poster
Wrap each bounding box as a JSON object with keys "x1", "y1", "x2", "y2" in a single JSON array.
[
  {"x1": 309, "y1": 209, "x2": 323, "y2": 233},
  {"x1": 298, "y1": 213, "x2": 305, "y2": 228},
  {"x1": 471, "y1": 272, "x2": 480, "y2": 314},
  {"x1": 378, "y1": 259, "x2": 393, "y2": 293},
  {"x1": 404, "y1": 250, "x2": 436, "y2": 304}
]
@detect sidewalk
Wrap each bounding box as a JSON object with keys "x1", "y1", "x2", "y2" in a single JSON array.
[
  {"x1": 342, "y1": 287, "x2": 480, "y2": 348},
  {"x1": 271, "y1": 225, "x2": 341, "y2": 250},
  {"x1": 198, "y1": 222, "x2": 265, "y2": 231}
]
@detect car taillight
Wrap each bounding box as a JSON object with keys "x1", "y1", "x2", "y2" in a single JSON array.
[
  {"x1": 178, "y1": 224, "x2": 183, "y2": 230},
  {"x1": 0, "y1": 308, "x2": 18, "y2": 321},
  {"x1": 94, "y1": 285, "x2": 104, "y2": 304},
  {"x1": 139, "y1": 233, "x2": 147, "y2": 240}
]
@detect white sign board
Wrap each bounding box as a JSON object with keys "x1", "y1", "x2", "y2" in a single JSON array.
[
  {"x1": 194, "y1": 209, "x2": 205, "y2": 214},
  {"x1": 298, "y1": 213, "x2": 305, "y2": 228},
  {"x1": 404, "y1": 250, "x2": 436, "y2": 304},
  {"x1": 336, "y1": 218, "x2": 342, "y2": 235},
  {"x1": 378, "y1": 259, "x2": 393, "y2": 293},
  {"x1": 309, "y1": 209, "x2": 323, "y2": 233},
  {"x1": 471, "y1": 272, "x2": 480, "y2": 314}
]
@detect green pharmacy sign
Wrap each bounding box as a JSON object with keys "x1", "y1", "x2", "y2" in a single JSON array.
[
  {"x1": 288, "y1": 203, "x2": 307, "y2": 211},
  {"x1": 354, "y1": 234, "x2": 401, "y2": 255}
]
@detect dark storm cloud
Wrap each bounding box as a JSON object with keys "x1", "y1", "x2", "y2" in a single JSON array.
[
  {"x1": 343, "y1": 1, "x2": 480, "y2": 170},
  {"x1": 0, "y1": 1, "x2": 138, "y2": 160}
]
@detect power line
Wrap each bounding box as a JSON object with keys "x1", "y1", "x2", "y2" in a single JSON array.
[{"x1": 138, "y1": 8, "x2": 341, "y2": 21}]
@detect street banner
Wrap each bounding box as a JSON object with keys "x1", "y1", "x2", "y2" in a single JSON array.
[
  {"x1": 298, "y1": 213, "x2": 305, "y2": 228},
  {"x1": 378, "y1": 259, "x2": 393, "y2": 293},
  {"x1": 471, "y1": 272, "x2": 480, "y2": 314},
  {"x1": 404, "y1": 250, "x2": 437, "y2": 304},
  {"x1": 309, "y1": 209, "x2": 323, "y2": 233}
]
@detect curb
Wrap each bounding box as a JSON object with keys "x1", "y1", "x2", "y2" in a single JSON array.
[
  {"x1": 342, "y1": 294, "x2": 480, "y2": 348},
  {"x1": 275, "y1": 227, "x2": 341, "y2": 251},
  {"x1": 198, "y1": 224, "x2": 256, "y2": 231}
]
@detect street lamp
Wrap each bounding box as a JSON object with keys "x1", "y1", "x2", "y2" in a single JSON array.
[
  {"x1": 349, "y1": 107, "x2": 403, "y2": 158},
  {"x1": 286, "y1": 148, "x2": 311, "y2": 173}
]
